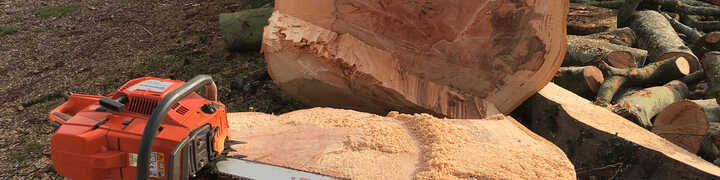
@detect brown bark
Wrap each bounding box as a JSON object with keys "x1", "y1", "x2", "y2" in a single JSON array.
[
  {"x1": 568, "y1": 3, "x2": 617, "y2": 35},
  {"x1": 553, "y1": 66, "x2": 604, "y2": 99},
  {"x1": 227, "y1": 108, "x2": 576, "y2": 179},
  {"x1": 703, "y1": 52, "x2": 720, "y2": 103},
  {"x1": 565, "y1": 35, "x2": 648, "y2": 67},
  {"x1": 652, "y1": 100, "x2": 711, "y2": 153},
  {"x1": 631, "y1": 10, "x2": 701, "y2": 72},
  {"x1": 263, "y1": 1, "x2": 568, "y2": 118},
  {"x1": 612, "y1": 80, "x2": 690, "y2": 129},
  {"x1": 586, "y1": 27, "x2": 637, "y2": 47},
  {"x1": 513, "y1": 83, "x2": 720, "y2": 179}
]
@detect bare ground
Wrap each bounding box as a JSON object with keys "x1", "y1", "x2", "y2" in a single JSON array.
[{"x1": 0, "y1": 0, "x2": 302, "y2": 179}]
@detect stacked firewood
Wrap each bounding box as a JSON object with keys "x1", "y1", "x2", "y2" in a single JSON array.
[{"x1": 565, "y1": 1, "x2": 720, "y2": 165}]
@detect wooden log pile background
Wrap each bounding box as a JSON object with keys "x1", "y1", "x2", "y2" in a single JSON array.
[{"x1": 567, "y1": 0, "x2": 720, "y2": 167}]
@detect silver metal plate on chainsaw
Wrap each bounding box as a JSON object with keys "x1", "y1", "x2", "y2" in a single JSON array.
[
  {"x1": 128, "y1": 80, "x2": 174, "y2": 92},
  {"x1": 215, "y1": 159, "x2": 340, "y2": 180}
]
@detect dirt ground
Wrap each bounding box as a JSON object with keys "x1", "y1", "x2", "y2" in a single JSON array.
[{"x1": 0, "y1": 0, "x2": 303, "y2": 179}]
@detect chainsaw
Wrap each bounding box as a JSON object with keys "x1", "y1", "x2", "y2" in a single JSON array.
[{"x1": 48, "y1": 75, "x2": 340, "y2": 180}]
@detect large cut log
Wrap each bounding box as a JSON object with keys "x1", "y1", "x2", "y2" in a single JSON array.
[
  {"x1": 612, "y1": 80, "x2": 690, "y2": 129},
  {"x1": 630, "y1": 10, "x2": 700, "y2": 72},
  {"x1": 513, "y1": 83, "x2": 720, "y2": 179},
  {"x1": 262, "y1": 0, "x2": 568, "y2": 118},
  {"x1": 226, "y1": 108, "x2": 576, "y2": 179},
  {"x1": 568, "y1": 3, "x2": 617, "y2": 35},
  {"x1": 651, "y1": 100, "x2": 711, "y2": 154},
  {"x1": 564, "y1": 35, "x2": 647, "y2": 67}
]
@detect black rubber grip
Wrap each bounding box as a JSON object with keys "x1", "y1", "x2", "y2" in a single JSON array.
[{"x1": 99, "y1": 97, "x2": 125, "y2": 112}]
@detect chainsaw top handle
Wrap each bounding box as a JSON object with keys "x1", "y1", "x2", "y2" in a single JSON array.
[{"x1": 137, "y1": 75, "x2": 217, "y2": 180}]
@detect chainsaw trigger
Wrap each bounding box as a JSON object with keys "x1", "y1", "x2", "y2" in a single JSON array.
[{"x1": 92, "y1": 118, "x2": 109, "y2": 130}]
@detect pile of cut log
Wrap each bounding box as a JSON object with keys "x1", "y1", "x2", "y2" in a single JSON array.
[
  {"x1": 218, "y1": 0, "x2": 720, "y2": 179},
  {"x1": 559, "y1": 1, "x2": 720, "y2": 168}
]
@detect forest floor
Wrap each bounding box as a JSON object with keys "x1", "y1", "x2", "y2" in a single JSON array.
[{"x1": 0, "y1": 0, "x2": 302, "y2": 179}]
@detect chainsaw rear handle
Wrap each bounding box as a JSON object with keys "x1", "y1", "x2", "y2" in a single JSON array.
[{"x1": 137, "y1": 75, "x2": 217, "y2": 180}]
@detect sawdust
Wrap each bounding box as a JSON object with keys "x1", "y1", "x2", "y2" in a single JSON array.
[{"x1": 228, "y1": 108, "x2": 575, "y2": 179}]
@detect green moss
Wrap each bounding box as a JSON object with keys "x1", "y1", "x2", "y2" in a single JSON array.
[
  {"x1": 32, "y1": 26, "x2": 47, "y2": 33},
  {"x1": 0, "y1": 26, "x2": 15, "y2": 36},
  {"x1": 35, "y1": 5, "x2": 76, "y2": 18},
  {"x1": 25, "y1": 143, "x2": 45, "y2": 153},
  {"x1": 11, "y1": 152, "x2": 29, "y2": 163}
]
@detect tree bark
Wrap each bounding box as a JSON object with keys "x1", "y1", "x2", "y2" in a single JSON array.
[
  {"x1": 586, "y1": 27, "x2": 637, "y2": 47},
  {"x1": 595, "y1": 76, "x2": 628, "y2": 106},
  {"x1": 553, "y1": 66, "x2": 605, "y2": 99},
  {"x1": 565, "y1": 35, "x2": 648, "y2": 67},
  {"x1": 263, "y1": 0, "x2": 568, "y2": 118},
  {"x1": 652, "y1": 100, "x2": 711, "y2": 153},
  {"x1": 601, "y1": 56, "x2": 691, "y2": 86},
  {"x1": 512, "y1": 83, "x2": 720, "y2": 179},
  {"x1": 226, "y1": 108, "x2": 576, "y2": 179},
  {"x1": 631, "y1": 10, "x2": 700, "y2": 72},
  {"x1": 219, "y1": 8, "x2": 273, "y2": 52},
  {"x1": 681, "y1": 15, "x2": 720, "y2": 33},
  {"x1": 612, "y1": 80, "x2": 690, "y2": 129},
  {"x1": 568, "y1": 3, "x2": 617, "y2": 35},
  {"x1": 645, "y1": 0, "x2": 720, "y2": 16},
  {"x1": 617, "y1": 0, "x2": 643, "y2": 28},
  {"x1": 703, "y1": 51, "x2": 720, "y2": 103}
]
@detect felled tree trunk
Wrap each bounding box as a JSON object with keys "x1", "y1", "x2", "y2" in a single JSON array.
[
  {"x1": 652, "y1": 100, "x2": 711, "y2": 153},
  {"x1": 226, "y1": 108, "x2": 576, "y2": 180},
  {"x1": 263, "y1": 0, "x2": 568, "y2": 118},
  {"x1": 553, "y1": 66, "x2": 604, "y2": 99},
  {"x1": 631, "y1": 10, "x2": 700, "y2": 72},
  {"x1": 704, "y1": 51, "x2": 720, "y2": 102},
  {"x1": 586, "y1": 27, "x2": 637, "y2": 47},
  {"x1": 219, "y1": 8, "x2": 273, "y2": 52},
  {"x1": 513, "y1": 83, "x2": 720, "y2": 179},
  {"x1": 612, "y1": 80, "x2": 690, "y2": 129},
  {"x1": 565, "y1": 35, "x2": 647, "y2": 67}
]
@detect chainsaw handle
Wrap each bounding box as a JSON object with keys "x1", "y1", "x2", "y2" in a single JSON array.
[{"x1": 137, "y1": 75, "x2": 217, "y2": 180}]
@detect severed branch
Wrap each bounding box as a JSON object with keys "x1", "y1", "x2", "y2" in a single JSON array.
[
  {"x1": 631, "y1": 10, "x2": 700, "y2": 72},
  {"x1": 612, "y1": 80, "x2": 690, "y2": 129},
  {"x1": 595, "y1": 57, "x2": 691, "y2": 106}
]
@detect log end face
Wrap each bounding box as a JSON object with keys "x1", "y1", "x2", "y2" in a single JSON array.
[
  {"x1": 607, "y1": 51, "x2": 636, "y2": 68},
  {"x1": 674, "y1": 56, "x2": 692, "y2": 76},
  {"x1": 662, "y1": 54, "x2": 699, "y2": 73},
  {"x1": 652, "y1": 100, "x2": 710, "y2": 154},
  {"x1": 582, "y1": 66, "x2": 604, "y2": 93}
]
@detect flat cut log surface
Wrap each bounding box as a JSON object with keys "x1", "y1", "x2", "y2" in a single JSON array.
[
  {"x1": 514, "y1": 83, "x2": 720, "y2": 179},
  {"x1": 264, "y1": 0, "x2": 569, "y2": 118},
  {"x1": 652, "y1": 100, "x2": 710, "y2": 154},
  {"x1": 226, "y1": 108, "x2": 576, "y2": 180}
]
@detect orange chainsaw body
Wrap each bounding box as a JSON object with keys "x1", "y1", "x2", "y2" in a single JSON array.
[{"x1": 48, "y1": 77, "x2": 230, "y2": 180}]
